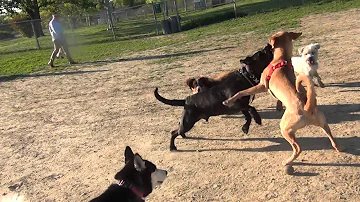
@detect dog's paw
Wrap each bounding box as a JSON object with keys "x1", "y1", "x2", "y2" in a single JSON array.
[
  {"x1": 318, "y1": 82, "x2": 325, "y2": 88},
  {"x1": 242, "y1": 125, "x2": 249, "y2": 134},
  {"x1": 334, "y1": 145, "x2": 345, "y2": 152},
  {"x1": 276, "y1": 101, "x2": 284, "y2": 111},
  {"x1": 254, "y1": 118, "x2": 262, "y2": 125},
  {"x1": 222, "y1": 101, "x2": 234, "y2": 107}
]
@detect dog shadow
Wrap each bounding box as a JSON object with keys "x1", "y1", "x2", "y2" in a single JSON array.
[
  {"x1": 327, "y1": 81, "x2": 360, "y2": 88},
  {"x1": 178, "y1": 136, "x2": 360, "y2": 167},
  {"x1": 327, "y1": 81, "x2": 360, "y2": 92},
  {"x1": 222, "y1": 103, "x2": 360, "y2": 124}
]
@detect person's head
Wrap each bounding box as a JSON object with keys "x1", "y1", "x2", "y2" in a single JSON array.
[{"x1": 52, "y1": 12, "x2": 59, "y2": 19}]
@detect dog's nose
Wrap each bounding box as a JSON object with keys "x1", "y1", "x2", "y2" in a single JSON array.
[
  {"x1": 309, "y1": 57, "x2": 315, "y2": 64},
  {"x1": 165, "y1": 170, "x2": 168, "y2": 175}
]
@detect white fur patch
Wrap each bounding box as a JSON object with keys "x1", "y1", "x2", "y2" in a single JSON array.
[
  {"x1": 0, "y1": 192, "x2": 25, "y2": 202},
  {"x1": 151, "y1": 169, "x2": 167, "y2": 189}
]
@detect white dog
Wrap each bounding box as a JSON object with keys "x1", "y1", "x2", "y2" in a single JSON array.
[
  {"x1": 0, "y1": 192, "x2": 25, "y2": 202},
  {"x1": 292, "y1": 43, "x2": 325, "y2": 87}
]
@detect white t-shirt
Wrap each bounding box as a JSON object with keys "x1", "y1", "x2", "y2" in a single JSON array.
[{"x1": 49, "y1": 19, "x2": 64, "y2": 41}]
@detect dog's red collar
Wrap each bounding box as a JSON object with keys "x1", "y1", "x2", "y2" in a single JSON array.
[
  {"x1": 266, "y1": 61, "x2": 292, "y2": 81},
  {"x1": 118, "y1": 180, "x2": 144, "y2": 198}
]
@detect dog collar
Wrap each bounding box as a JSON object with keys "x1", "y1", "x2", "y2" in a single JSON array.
[
  {"x1": 266, "y1": 61, "x2": 292, "y2": 81},
  {"x1": 239, "y1": 64, "x2": 260, "y2": 86},
  {"x1": 117, "y1": 180, "x2": 145, "y2": 199}
]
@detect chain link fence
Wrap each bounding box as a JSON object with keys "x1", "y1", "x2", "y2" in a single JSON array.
[{"x1": 0, "y1": 0, "x2": 241, "y2": 54}]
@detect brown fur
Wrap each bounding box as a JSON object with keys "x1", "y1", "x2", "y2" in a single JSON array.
[
  {"x1": 223, "y1": 31, "x2": 342, "y2": 166},
  {"x1": 186, "y1": 70, "x2": 236, "y2": 93}
]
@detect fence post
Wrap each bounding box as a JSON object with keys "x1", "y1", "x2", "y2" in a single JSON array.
[
  {"x1": 173, "y1": 0, "x2": 182, "y2": 32},
  {"x1": 105, "y1": 0, "x2": 116, "y2": 40},
  {"x1": 162, "y1": 1, "x2": 166, "y2": 21},
  {"x1": 233, "y1": 0, "x2": 237, "y2": 18},
  {"x1": 152, "y1": 2, "x2": 160, "y2": 35},
  {"x1": 30, "y1": 20, "x2": 40, "y2": 49}
]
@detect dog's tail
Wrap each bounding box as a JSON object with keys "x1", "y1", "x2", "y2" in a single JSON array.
[
  {"x1": 296, "y1": 75, "x2": 316, "y2": 113},
  {"x1": 154, "y1": 88, "x2": 185, "y2": 107}
]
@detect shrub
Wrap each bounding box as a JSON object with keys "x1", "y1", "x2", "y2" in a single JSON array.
[{"x1": 8, "y1": 14, "x2": 34, "y2": 38}]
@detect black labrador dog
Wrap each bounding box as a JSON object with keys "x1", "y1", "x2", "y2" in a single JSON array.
[{"x1": 154, "y1": 44, "x2": 274, "y2": 151}]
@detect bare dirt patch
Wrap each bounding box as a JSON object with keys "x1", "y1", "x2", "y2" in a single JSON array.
[{"x1": 1, "y1": 9, "x2": 359, "y2": 202}]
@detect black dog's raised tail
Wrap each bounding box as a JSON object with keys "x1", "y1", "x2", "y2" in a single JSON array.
[{"x1": 154, "y1": 88, "x2": 185, "y2": 106}]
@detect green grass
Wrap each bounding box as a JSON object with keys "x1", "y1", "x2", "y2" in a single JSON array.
[{"x1": 0, "y1": 0, "x2": 359, "y2": 76}]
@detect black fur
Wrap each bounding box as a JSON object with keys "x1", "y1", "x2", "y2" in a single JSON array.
[
  {"x1": 90, "y1": 146, "x2": 165, "y2": 202},
  {"x1": 154, "y1": 44, "x2": 274, "y2": 151}
]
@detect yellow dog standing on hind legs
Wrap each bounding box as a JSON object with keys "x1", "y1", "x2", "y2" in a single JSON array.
[{"x1": 223, "y1": 31, "x2": 343, "y2": 167}]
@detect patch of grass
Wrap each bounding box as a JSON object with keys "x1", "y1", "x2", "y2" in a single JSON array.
[{"x1": 0, "y1": 0, "x2": 359, "y2": 76}]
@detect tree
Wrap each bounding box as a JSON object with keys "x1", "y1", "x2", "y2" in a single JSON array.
[
  {"x1": 0, "y1": 0, "x2": 99, "y2": 37},
  {"x1": 0, "y1": 0, "x2": 50, "y2": 37}
]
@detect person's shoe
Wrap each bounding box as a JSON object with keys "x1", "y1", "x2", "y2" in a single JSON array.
[{"x1": 48, "y1": 60, "x2": 54, "y2": 67}]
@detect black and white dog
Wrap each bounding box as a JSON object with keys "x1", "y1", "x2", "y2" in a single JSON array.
[{"x1": 90, "y1": 146, "x2": 168, "y2": 202}]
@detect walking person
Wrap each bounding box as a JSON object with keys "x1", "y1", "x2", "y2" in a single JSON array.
[{"x1": 48, "y1": 13, "x2": 76, "y2": 67}]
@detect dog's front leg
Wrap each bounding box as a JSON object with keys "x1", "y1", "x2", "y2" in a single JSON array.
[
  {"x1": 313, "y1": 71, "x2": 325, "y2": 88},
  {"x1": 223, "y1": 84, "x2": 267, "y2": 106}
]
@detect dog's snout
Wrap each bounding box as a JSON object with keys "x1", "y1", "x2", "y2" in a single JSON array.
[{"x1": 309, "y1": 57, "x2": 315, "y2": 64}]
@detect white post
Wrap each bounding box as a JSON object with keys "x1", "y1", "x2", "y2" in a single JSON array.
[{"x1": 233, "y1": 0, "x2": 237, "y2": 18}]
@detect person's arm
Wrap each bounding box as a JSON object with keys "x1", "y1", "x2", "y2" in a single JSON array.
[{"x1": 50, "y1": 21, "x2": 64, "y2": 38}]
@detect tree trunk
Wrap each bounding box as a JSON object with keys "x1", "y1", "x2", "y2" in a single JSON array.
[
  {"x1": 33, "y1": 0, "x2": 44, "y2": 37},
  {"x1": 26, "y1": 0, "x2": 45, "y2": 37}
]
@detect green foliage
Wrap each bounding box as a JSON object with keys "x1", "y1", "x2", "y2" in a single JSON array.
[{"x1": 8, "y1": 13, "x2": 34, "y2": 38}]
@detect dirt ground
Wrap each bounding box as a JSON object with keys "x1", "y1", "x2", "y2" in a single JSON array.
[{"x1": 1, "y1": 8, "x2": 359, "y2": 202}]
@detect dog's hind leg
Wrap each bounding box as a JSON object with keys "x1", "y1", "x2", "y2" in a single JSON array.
[
  {"x1": 170, "y1": 110, "x2": 200, "y2": 151},
  {"x1": 248, "y1": 105, "x2": 262, "y2": 125},
  {"x1": 241, "y1": 110, "x2": 252, "y2": 134},
  {"x1": 280, "y1": 112, "x2": 306, "y2": 165},
  {"x1": 313, "y1": 110, "x2": 343, "y2": 152}
]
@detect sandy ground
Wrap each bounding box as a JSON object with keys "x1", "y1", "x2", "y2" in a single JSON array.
[{"x1": 1, "y1": 8, "x2": 359, "y2": 202}]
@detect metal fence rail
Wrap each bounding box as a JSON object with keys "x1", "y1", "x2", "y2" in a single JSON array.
[{"x1": 0, "y1": 0, "x2": 240, "y2": 53}]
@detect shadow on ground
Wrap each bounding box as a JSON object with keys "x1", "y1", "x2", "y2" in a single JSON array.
[
  {"x1": 80, "y1": 46, "x2": 236, "y2": 65},
  {"x1": 0, "y1": 69, "x2": 109, "y2": 82},
  {"x1": 181, "y1": 136, "x2": 358, "y2": 154},
  {"x1": 222, "y1": 103, "x2": 360, "y2": 124}
]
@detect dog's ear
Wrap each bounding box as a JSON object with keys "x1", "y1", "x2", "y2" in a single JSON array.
[
  {"x1": 269, "y1": 36, "x2": 277, "y2": 48},
  {"x1": 298, "y1": 47, "x2": 304, "y2": 55},
  {"x1": 186, "y1": 78, "x2": 195, "y2": 88},
  {"x1": 134, "y1": 154, "x2": 146, "y2": 171},
  {"x1": 124, "y1": 146, "x2": 134, "y2": 164},
  {"x1": 289, "y1": 32, "x2": 302, "y2": 40},
  {"x1": 313, "y1": 43, "x2": 320, "y2": 49}
]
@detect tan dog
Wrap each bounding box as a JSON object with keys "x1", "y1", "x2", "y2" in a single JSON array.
[{"x1": 223, "y1": 31, "x2": 342, "y2": 165}]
